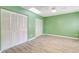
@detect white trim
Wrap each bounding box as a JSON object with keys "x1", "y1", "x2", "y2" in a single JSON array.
[
  {"x1": 1, "y1": 9, "x2": 28, "y2": 52},
  {"x1": 35, "y1": 18, "x2": 43, "y2": 37},
  {"x1": 1, "y1": 9, "x2": 26, "y2": 16},
  {"x1": 42, "y1": 34, "x2": 79, "y2": 39},
  {"x1": 29, "y1": 35, "x2": 41, "y2": 41},
  {"x1": 1, "y1": 34, "x2": 78, "y2": 52},
  {"x1": 0, "y1": 40, "x2": 28, "y2": 52},
  {"x1": 0, "y1": 35, "x2": 40, "y2": 53}
]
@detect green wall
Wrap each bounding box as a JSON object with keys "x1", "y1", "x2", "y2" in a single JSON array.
[
  {"x1": 0, "y1": 8, "x2": 1, "y2": 50},
  {"x1": 0, "y1": 6, "x2": 79, "y2": 50},
  {"x1": 0, "y1": 6, "x2": 43, "y2": 39},
  {"x1": 0, "y1": 7, "x2": 79, "y2": 40},
  {"x1": 0, "y1": 6, "x2": 43, "y2": 51},
  {"x1": 43, "y1": 12, "x2": 79, "y2": 38}
]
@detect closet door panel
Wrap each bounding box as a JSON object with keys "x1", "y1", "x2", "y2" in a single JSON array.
[
  {"x1": 11, "y1": 13, "x2": 19, "y2": 46},
  {"x1": 35, "y1": 18, "x2": 43, "y2": 36},
  {"x1": 1, "y1": 9, "x2": 12, "y2": 50},
  {"x1": 1, "y1": 9, "x2": 28, "y2": 50},
  {"x1": 16, "y1": 14, "x2": 28, "y2": 44}
]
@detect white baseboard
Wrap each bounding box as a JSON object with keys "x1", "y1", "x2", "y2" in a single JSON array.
[
  {"x1": 0, "y1": 40, "x2": 28, "y2": 52},
  {"x1": 42, "y1": 34, "x2": 79, "y2": 39},
  {"x1": 1, "y1": 34, "x2": 78, "y2": 52},
  {"x1": 0, "y1": 35, "x2": 41, "y2": 53},
  {"x1": 29, "y1": 35, "x2": 41, "y2": 41}
]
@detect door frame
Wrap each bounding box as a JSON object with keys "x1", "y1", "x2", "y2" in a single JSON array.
[{"x1": 0, "y1": 8, "x2": 29, "y2": 51}]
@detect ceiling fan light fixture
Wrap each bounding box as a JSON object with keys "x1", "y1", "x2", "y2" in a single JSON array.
[
  {"x1": 51, "y1": 7, "x2": 56, "y2": 12},
  {"x1": 52, "y1": 9, "x2": 56, "y2": 12}
]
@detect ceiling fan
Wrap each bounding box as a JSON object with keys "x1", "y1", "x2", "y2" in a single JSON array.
[{"x1": 51, "y1": 6, "x2": 56, "y2": 12}]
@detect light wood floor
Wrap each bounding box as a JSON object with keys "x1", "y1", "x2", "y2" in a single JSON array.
[{"x1": 2, "y1": 35, "x2": 79, "y2": 53}]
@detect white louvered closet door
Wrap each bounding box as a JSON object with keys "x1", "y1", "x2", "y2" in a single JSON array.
[
  {"x1": 1, "y1": 9, "x2": 28, "y2": 50},
  {"x1": 35, "y1": 18, "x2": 43, "y2": 37}
]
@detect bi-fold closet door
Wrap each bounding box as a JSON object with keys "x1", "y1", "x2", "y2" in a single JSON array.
[
  {"x1": 1, "y1": 9, "x2": 28, "y2": 50},
  {"x1": 35, "y1": 18, "x2": 43, "y2": 37}
]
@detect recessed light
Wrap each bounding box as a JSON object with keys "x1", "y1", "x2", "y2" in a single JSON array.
[{"x1": 29, "y1": 8, "x2": 41, "y2": 14}]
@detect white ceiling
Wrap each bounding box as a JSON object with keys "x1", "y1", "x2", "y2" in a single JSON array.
[{"x1": 22, "y1": 6, "x2": 79, "y2": 17}]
